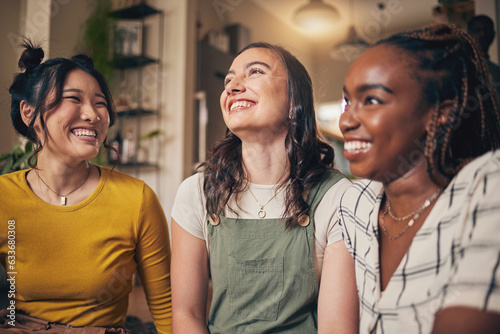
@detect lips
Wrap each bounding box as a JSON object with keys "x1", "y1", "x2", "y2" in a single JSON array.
[
  {"x1": 343, "y1": 140, "x2": 373, "y2": 161},
  {"x1": 228, "y1": 99, "x2": 256, "y2": 113},
  {"x1": 72, "y1": 128, "x2": 97, "y2": 138},
  {"x1": 344, "y1": 140, "x2": 372, "y2": 153}
]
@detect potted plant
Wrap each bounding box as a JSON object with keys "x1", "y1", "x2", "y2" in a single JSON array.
[{"x1": 0, "y1": 140, "x2": 35, "y2": 175}]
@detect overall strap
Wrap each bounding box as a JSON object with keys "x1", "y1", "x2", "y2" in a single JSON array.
[{"x1": 306, "y1": 169, "x2": 345, "y2": 214}]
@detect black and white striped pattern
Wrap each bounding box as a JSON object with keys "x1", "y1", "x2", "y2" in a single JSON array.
[{"x1": 338, "y1": 151, "x2": 500, "y2": 334}]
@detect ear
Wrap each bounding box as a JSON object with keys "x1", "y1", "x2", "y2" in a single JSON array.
[
  {"x1": 436, "y1": 100, "x2": 453, "y2": 127},
  {"x1": 426, "y1": 99, "x2": 453, "y2": 131},
  {"x1": 20, "y1": 100, "x2": 35, "y2": 127}
]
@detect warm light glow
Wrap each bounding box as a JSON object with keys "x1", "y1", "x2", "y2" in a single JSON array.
[
  {"x1": 317, "y1": 101, "x2": 343, "y2": 139},
  {"x1": 293, "y1": 0, "x2": 340, "y2": 31},
  {"x1": 330, "y1": 26, "x2": 370, "y2": 62}
]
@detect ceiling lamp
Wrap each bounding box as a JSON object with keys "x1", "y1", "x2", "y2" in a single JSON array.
[
  {"x1": 330, "y1": 0, "x2": 371, "y2": 62},
  {"x1": 330, "y1": 26, "x2": 370, "y2": 62},
  {"x1": 293, "y1": 0, "x2": 340, "y2": 31}
]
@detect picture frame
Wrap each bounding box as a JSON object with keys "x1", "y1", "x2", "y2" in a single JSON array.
[{"x1": 113, "y1": 21, "x2": 143, "y2": 58}]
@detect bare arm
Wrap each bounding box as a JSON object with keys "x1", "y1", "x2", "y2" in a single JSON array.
[
  {"x1": 432, "y1": 306, "x2": 500, "y2": 334},
  {"x1": 318, "y1": 240, "x2": 359, "y2": 334},
  {"x1": 171, "y1": 218, "x2": 210, "y2": 334}
]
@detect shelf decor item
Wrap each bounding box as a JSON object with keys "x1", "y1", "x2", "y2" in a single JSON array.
[
  {"x1": 106, "y1": 1, "x2": 164, "y2": 193},
  {"x1": 113, "y1": 21, "x2": 143, "y2": 58}
]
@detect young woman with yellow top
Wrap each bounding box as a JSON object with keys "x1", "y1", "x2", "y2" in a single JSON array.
[{"x1": 0, "y1": 42, "x2": 171, "y2": 333}]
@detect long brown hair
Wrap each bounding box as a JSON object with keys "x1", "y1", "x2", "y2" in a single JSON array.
[
  {"x1": 199, "y1": 42, "x2": 335, "y2": 227},
  {"x1": 377, "y1": 24, "x2": 500, "y2": 184}
]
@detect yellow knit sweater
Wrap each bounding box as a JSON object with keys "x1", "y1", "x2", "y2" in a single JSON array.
[{"x1": 0, "y1": 166, "x2": 171, "y2": 333}]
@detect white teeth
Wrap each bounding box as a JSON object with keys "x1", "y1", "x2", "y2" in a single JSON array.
[
  {"x1": 73, "y1": 129, "x2": 97, "y2": 138},
  {"x1": 344, "y1": 141, "x2": 372, "y2": 152},
  {"x1": 230, "y1": 101, "x2": 253, "y2": 111}
]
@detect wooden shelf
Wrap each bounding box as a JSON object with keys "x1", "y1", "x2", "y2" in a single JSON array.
[
  {"x1": 116, "y1": 108, "x2": 157, "y2": 118},
  {"x1": 109, "y1": 3, "x2": 160, "y2": 20},
  {"x1": 112, "y1": 55, "x2": 158, "y2": 69}
]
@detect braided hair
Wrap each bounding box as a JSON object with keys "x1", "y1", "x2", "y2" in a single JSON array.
[
  {"x1": 9, "y1": 40, "x2": 116, "y2": 166},
  {"x1": 376, "y1": 24, "x2": 500, "y2": 184}
]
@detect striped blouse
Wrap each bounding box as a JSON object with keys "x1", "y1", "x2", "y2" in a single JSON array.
[{"x1": 338, "y1": 150, "x2": 500, "y2": 334}]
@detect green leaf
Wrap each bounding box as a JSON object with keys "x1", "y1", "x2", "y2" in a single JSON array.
[
  {"x1": 140, "y1": 130, "x2": 164, "y2": 141},
  {"x1": 1, "y1": 157, "x2": 14, "y2": 175},
  {"x1": 0, "y1": 153, "x2": 10, "y2": 162},
  {"x1": 24, "y1": 141, "x2": 33, "y2": 153},
  {"x1": 12, "y1": 144, "x2": 24, "y2": 156}
]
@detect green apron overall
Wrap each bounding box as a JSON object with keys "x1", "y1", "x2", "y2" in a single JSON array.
[{"x1": 207, "y1": 170, "x2": 344, "y2": 333}]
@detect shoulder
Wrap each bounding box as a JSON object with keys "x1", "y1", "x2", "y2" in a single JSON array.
[
  {"x1": 176, "y1": 172, "x2": 204, "y2": 198},
  {"x1": 97, "y1": 166, "x2": 153, "y2": 205},
  {"x1": 447, "y1": 151, "x2": 500, "y2": 197},
  {"x1": 172, "y1": 172, "x2": 207, "y2": 240},
  {"x1": 99, "y1": 165, "x2": 146, "y2": 188},
  {"x1": 340, "y1": 179, "x2": 382, "y2": 210},
  {"x1": 173, "y1": 172, "x2": 205, "y2": 212},
  {"x1": 444, "y1": 151, "x2": 500, "y2": 211},
  {"x1": 0, "y1": 169, "x2": 28, "y2": 184},
  {"x1": 0, "y1": 169, "x2": 30, "y2": 195},
  {"x1": 338, "y1": 179, "x2": 382, "y2": 238},
  {"x1": 456, "y1": 150, "x2": 500, "y2": 179},
  {"x1": 320, "y1": 177, "x2": 352, "y2": 206}
]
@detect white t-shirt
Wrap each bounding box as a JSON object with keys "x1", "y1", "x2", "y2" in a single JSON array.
[{"x1": 172, "y1": 172, "x2": 352, "y2": 279}]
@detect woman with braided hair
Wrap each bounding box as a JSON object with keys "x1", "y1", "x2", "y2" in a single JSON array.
[
  {"x1": 0, "y1": 41, "x2": 172, "y2": 333},
  {"x1": 338, "y1": 23, "x2": 500, "y2": 333}
]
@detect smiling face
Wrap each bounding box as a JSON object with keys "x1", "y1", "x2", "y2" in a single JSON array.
[
  {"x1": 34, "y1": 69, "x2": 110, "y2": 163},
  {"x1": 340, "y1": 44, "x2": 434, "y2": 183},
  {"x1": 220, "y1": 47, "x2": 290, "y2": 140}
]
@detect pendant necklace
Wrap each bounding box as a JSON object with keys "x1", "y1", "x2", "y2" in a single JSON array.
[
  {"x1": 381, "y1": 189, "x2": 442, "y2": 240},
  {"x1": 248, "y1": 184, "x2": 286, "y2": 218},
  {"x1": 35, "y1": 164, "x2": 91, "y2": 206}
]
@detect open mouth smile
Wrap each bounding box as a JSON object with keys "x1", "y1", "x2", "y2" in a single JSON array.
[{"x1": 72, "y1": 128, "x2": 97, "y2": 138}]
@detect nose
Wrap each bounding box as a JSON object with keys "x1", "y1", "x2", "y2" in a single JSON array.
[
  {"x1": 80, "y1": 102, "x2": 100, "y2": 123},
  {"x1": 225, "y1": 76, "x2": 245, "y2": 95},
  {"x1": 339, "y1": 103, "x2": 359, "y2": 135}
]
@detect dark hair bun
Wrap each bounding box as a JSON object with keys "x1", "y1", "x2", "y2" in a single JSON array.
[
  {"x1": 72, "y1": 54, "x2": 95, "y2": 69},
  {"x1": 18, "y1": 40, "x2": 44, "y2": 70}
]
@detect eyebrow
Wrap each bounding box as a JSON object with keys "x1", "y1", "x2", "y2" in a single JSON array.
[
  {"x1": 63, "y1": 88, "x2": 106, "y2": 99},
  {"x1": 226, "y1": 61, "x2": 272, "y2": 77},
  {"x1": 343, "y1": 84, "x2": 394, "y2": 95}
]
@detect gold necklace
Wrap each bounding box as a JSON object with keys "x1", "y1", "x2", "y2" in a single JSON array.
[
  {"x1": 247, "y1": 184, "x2": 286, "y2": 218},
  {"x1": 35, "y1": 165, "x2": 91, "y2": 206},
  {"x1": 381, "y1": 189, "x2": 442, "y2": 240}
]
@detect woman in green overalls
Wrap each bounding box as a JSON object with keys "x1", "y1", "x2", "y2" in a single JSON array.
[{"x1": 171, "y1": 42, "x2": 359, "y2": 333}]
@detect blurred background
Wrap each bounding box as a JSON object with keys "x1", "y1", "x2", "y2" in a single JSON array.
[
  {"x1": 1, "y1": 0, "x2": 498, "y2": 326},
  {"x1": 1, "y1": 0, "x2": 496, "y2": 216}
]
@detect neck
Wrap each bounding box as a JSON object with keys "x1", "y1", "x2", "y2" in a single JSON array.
[
  {"x1": 34, "y1": 156, "x2": 91, "y2": 195},
  {"x1": 383, "y1": 160, "x2": 442, "y2": 214},
  {"x1": 241, "y1": 138, "x2": 289, "y2": 185}
]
